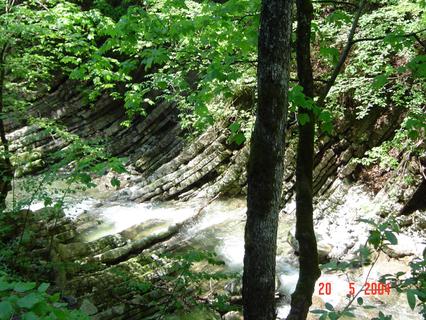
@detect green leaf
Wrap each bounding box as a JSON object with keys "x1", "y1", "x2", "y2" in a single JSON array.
[
  {"x1": 343, "y1": 311, "x2": 356, "y2": 318},
  {"x1": 319, "y1": 110, "x2": 332, "y2": 122},
  {"x1": 49, "y1": 293, "x2": 60, "y2": 303},
  {"x1": 111, "y1": 177, "x2": 121, "y2": 189},
  {"x1": 22, "y1": 312, "x2": 40, "y2": 320},
  {"x1": 327, "y1": 10, "x2": 351, "y2": 25},
  {"x1": 357, "y1": 218, "x2": 377, "y2": 227},
  {"x1": 408, "y1": 130, "x2": 419, "y2": 140},
  {"x1": 109, "y1": 158, "x2": 127, "y2": 174},
  {"x1": 358, "y1": 246, "x2": 371, "y2": 260},
  {"x1": 0, "y1": 301, "x2": 14, "y2": 320},
  {"x1": 17, "y1": 293, "x2": 42, "y2": 309},
  {"x1": 320, "y1": 121, "x2": 333, "y2": 134},
  {"x1": 368, "y1": 230, "x2": 381, "y2": 248},
  {"x1": 133, "y1": 281, "x2": 152, "y2": 293},
  {"x1": 329, "y1": 312, "x2": 338, "y2": 320},
  {"x1": 52, "y1": 309, "x2": 68, "y2": 320},
  {"x1": 14, "y1": 282, "x2": 36, "y2": 293},
  {"x1": 320, "y1": 261, "x2": 338, "y2": 270},
  {"x1": 233, "y1": 132, "x2": 246, "y2": 145},
  {"x1": 76, "y1": 173, "x2": 92, "y2": 185},
  {"x1": 407, "y1": 289, "x2": 416, "y2": 310},
  {"x1": 319, "y1": 47, "x2": 339, "y2": 65},
  {"x1": 325, "y1": 302, "x2": 334, "y2": 311},
  {"x1": 37, "y1": 283, "x2": 49, "y2": 293},
  {"x1": 43, "y1": 197, "x2": 52, "y2": 207},
  {"x1": 0, "y1": 281, "x2": 11, "y2": 292},
  {"x1": 319, "y1": 314, "x2": 327, "y2": 320},
  {"x1": 298, "y1": 113, "x2": 310, "y2": 125},
  {"x1": 372, "y1": 74, "x2": 388, "y2": 90},
  {"x1": 228, "y1": 122, "x2": 240, "y2": 133},
  {"x1": 407, "y1": 55, "x2": 426, "y2": 78},
  {"x1": 31, "y1": 300, "x2": 50, "y2": 316},
  {"x1": 311, "y1": 309, "x2": 327, "y2": 314},
  {"x1": 357, "y1": 297, "x2": 364, "y2": 305},
  {"x1": 385, "y1": 231, "x2": 398, "y2": 245}
]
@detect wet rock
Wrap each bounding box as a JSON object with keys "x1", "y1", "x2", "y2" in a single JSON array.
[
  {"x1": 415, "y1": 213, "x2": 426, "y2": 229},
  {"x1": 287, "y1": 230, "x2": 333, "y2": 263},
  {"x1": 80, "y1": 299, "x2": 98, "y2": 315},
  {"x1": 224, "y1": 278, "x2": 242, "y2": 296},
  {"x1": 62, "y1": 295, "x2": 78, "y2": 309},
  {"x1": 396, "y1": 215, "x2": 413, "y2": 227},
  {"x1": 170, "y1": 306, "x2": 221, "y2": 320},
  {"x1": 384, "y1": 234, "x2": 425, "y2": 258},
  {"x1": 318, "y1": 241, "x2": 333, "y2": 263},
  {"x1": 222, "y1": 311, "x2": 243, "y2": 320}
]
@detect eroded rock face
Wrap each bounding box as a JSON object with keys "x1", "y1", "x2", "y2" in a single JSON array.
[
  {"x1": 6, "y1": 75, "x2": 421, "y2": 210},
  {"x1": 6, "y1": 81, "x2": 184, "y2": 179},
  {"x1": 3, "y1": 77, "x2": 425, "y2": 320}
]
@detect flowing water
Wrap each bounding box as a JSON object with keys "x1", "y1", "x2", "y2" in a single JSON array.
[{"x1": 27, "y1": 186, "x2": 424, "y2": 319}]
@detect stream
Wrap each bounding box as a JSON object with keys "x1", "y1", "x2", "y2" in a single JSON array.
[{"x1": 26, "y1": 180, "x2": 425, "y2": 319}]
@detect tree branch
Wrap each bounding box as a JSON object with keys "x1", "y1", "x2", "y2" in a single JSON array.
[
  {"x1": 312, "y1": 0, "x2": 357, "y2": 8},
  {"x1": 317, "y1": 0, "x2": 366, "y2": 107},
  {"x1": 233, "y1": 12, "x2": 260, "y2": 23},
  {"x1": 350, "y1": 28, "x2": 426, "y2": 51}
]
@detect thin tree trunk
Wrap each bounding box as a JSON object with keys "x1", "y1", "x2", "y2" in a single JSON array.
[
  {"x1": 0, "y1": 44, "x2": 13, "y2": 211},
  {"x1": 287, "y1": 1, "x2": 366, "y2": 318},
  {"x1": 242, "y1": 0, "x2": 292, "y2": 319},
  {"x1": 286, "y1": 0, "x2": 321, "y2": 319}
]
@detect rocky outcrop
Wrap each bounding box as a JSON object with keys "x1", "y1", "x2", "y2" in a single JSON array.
[
  {"x1": 3, "y1": 77, "x2": 425, "y2": 317},
  {"x1": 6, "y1": 74, "x2": 423, "y2": 218},
  {"x1": 120, "y1": 102, "x2": 408, "y2": 207},
  {"x1": 6, "y1": 81, "x2": 184, "y2": 177}
]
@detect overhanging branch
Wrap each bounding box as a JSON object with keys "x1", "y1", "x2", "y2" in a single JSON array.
[
  {"x1": 351, "y1": 28, "x2": 426, "y2": 51},
  {"x1": 312, "y1": 0, "x2": 357, "y2": 8},
  {"x1": 317, "y1": 0, "x2": 366, "y2": 107}
]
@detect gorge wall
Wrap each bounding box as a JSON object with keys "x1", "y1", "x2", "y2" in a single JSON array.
[
  {"x1": 6, "y1": 79, "x2": 425, "y2": 212},
  {"x1": 3, "y1": 80, "x2": 425, "y2": 320}
]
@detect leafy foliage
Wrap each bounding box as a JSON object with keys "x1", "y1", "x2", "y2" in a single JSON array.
[
  {"x1": 109, "y1": 250, "x2": 238, "y2": 318},
  {"x1": 0, "y1": 272, "x2": 89, "y2": 320},
  {"x1": 68, "y1": 0, "x2": 260, "y2": 133}
]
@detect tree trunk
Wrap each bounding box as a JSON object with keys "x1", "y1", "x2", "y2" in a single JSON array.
[
  {"x1": 287, "y1": 1, "x2": 367, "y2": 318},
  {"x1": 242, "y1": 0, "x2": 292, "y2": 319},
  {"x1": 0, "y1": 45, "x2": 13, "y2": 211},
  {"x1": 287, "y1": 0, "x2": 321, "y2": 318}
]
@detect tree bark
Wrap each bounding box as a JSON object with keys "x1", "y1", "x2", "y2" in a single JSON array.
[
  {"x1": 287, "y1": 0, "x2": 321, "y2": 319},
  {"x1": 242, "y1": 0, "x2": 292, "y2": 319},
  {"x1": 287, "y1": 1, "x2": 367, "y2": 318},
  {"x1": 0, "y1": 44, "x2": 13, "y2": 211}
]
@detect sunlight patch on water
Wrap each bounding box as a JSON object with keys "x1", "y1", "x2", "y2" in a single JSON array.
[
  {"x1": 98, "y1": 202, "x2": 196, "y2": 234},
  {"x1": 63, "y1": 199, "x2": 100, "y2": 219},
  {"x1": 67, "y1": 199, "x2": 202, "y2": 242}
]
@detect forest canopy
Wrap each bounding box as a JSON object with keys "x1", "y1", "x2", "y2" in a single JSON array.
[{"x1": 1, "y1": 0, "x2": 424, "y2": 136}]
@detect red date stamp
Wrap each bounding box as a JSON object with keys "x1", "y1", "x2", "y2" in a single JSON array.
[{"x1": 318, "y1": 281, "x2": 391, "y2": 296}]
